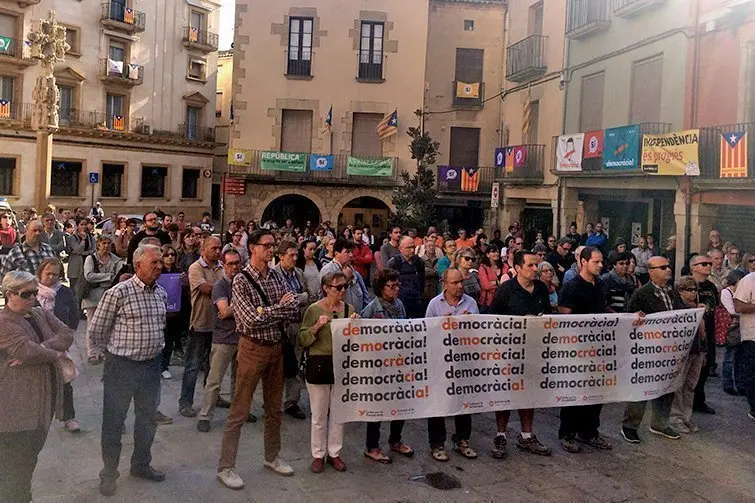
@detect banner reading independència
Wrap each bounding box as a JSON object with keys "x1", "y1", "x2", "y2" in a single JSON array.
[{"x1": 330, "y1": 309, "x2": 703, "y2": 423}]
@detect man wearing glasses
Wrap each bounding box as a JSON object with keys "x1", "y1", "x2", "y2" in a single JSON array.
[
  {"x1": 126, "y1": 212, "x2": 171, "y2": 264},
  {"x1": 512, "y1": 238, "x2": 525, "y2": 253},
  {"x1": 217, "y1": 229, "x2": 299, "y2": 489},
  {"x1": 546, "y1": 237, "x2": 574, "y2": 284},
  {"x1": 689, "y1": 254, "x2": 720, "y2": 412},
  {"x1": 620, "y1": 256, "x2": 682, "y2": 444},
  {"x1": 600, "y1": 251, "x2": 636, "y2": 313}
]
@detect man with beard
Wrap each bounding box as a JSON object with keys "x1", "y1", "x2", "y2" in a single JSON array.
[{"x1": 126, "y1": 212, "x2": 171, "y2": 264}]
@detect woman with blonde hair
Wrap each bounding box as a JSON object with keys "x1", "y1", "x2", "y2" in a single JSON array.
[
  {"x1": 537, "y1": 260, "x2": 560, "y2": 309},
  {"x1": 454, "y1": 246, "x2": 481, "y2": 304}
]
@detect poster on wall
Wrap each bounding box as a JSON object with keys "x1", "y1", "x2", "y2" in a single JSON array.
[
  {"x1": 556, "y1": 134, "x2": 585, "y2": 171},
  {"x1": 631, "y1": 222, "x2": 642, "y2": 246},
  {"x1": 603, "y1": 125, "x2": 640, "y2": 170},
  {"x1": 583, "y1": 130, "x2": 604, "y2": 159},
  {"x1": 641, "y1": 130, "x2": 700, "y2": 176},
  {"x1": 601, "y1": 217, "x2": 610, "y2": 239}
]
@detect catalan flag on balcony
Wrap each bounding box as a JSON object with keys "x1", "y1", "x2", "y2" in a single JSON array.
[
  {"x1": 0, "y1": 99, "x2": 10, "y2": 118},
  {"x1": 322, "y1": 105, "x2": 332, "y2": 134},
  {"x1": 720, "y1": 131, "x2": 748, "y2": 178},
  {"x1": 456, "y1": 81, "x2": 480, "y2": 99},
  {"x1": 124, "y1": 7, "x2": 135, "y2": 24},
  {"x1": 189, "y1": 27, "x2": 199, "y2": 42},
  {"x1": 461, "y1": 166, "x2": 480, "y2": 192},
  {"x1": 112, "y1": 115, "x2": 125, "y2": 131},
  {"x1": 376, "y1": 109, "x2": 398, "y2": 141},
  {"x1": 128, "y1": 63, "x2": 140, "y2": 80}
]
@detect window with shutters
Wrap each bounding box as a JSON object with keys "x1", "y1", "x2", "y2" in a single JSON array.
[
  {"x1": 280, "y1": 109, "x2": 313, "y2": 153},
  {"x1": 0, "y1": 75, "x2": 14, "y2": 103},
  {"x1": 50, "y1": 160, "x2": 82, "y2": 197},
  {"x1": 527, "y1": 101, "x2": 540, "y2": 144},
  {"x1": 454, "y1": 48, "x2": 484, "y2": 106},
  {"x1": 358, "y1": 22, "x2": 384, "y2": 81},
  {"x1": 185, "y1": 106, "x2": 201, "y2": 140},
  {"x1": 182, "y1": 168, "x2": 200, "y2": 199},
  {"x1": 529, "y1": 2, "x2": 544, "y2": 36},
  {"x1": 579, "y1": 72, "x2": 604, "y2": 132},
  {"x1": 449, "y1": 127, "x2": 480, "y2": 167},
  {"x1": 106, "y1": 93, "x2": 124, "y2": 129},
  {"x1": 58, "y1": 85, "x2": 73, "y2": 125},
  {"x1": 287, "y1": 17, "x2": 313, "y2": 77},
  {"x1": 0, "y1": 14, "x2": 19, "y2": 58},
  {"x1": 141, "y1": 165, "x2": 167, "y2": 198},
  {"x1": 0, "y1": 157, "x2": 15, "y2": 195},
  {"x1": 101, "y1": 163, "x2": 124, "y2": 198},
  {"x1": 629, "y1": 56, "x2": 662, "y2": 124},
  {"x1": 351, "y1": 113, "x2": 383, "y2": 157}
]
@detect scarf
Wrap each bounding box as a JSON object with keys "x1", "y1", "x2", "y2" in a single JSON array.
[
  {"x1": 379, "y1": 298, "x2": 403, "y2": 320},
  {"x1": 37, "y1": 282, "x2": 61, "y2": 311}
]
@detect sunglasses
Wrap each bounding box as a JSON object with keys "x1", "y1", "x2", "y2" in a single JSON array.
[
  {"x1": 749, "y1": 259, "x2": 755, "y2": 264},
  {"x1": 679, "y1": 287, "x2": 698, "y2": 292},
  {"x1": 256, "y1": 243, "x2": 275, "y2": 249},
  {"x1": 17, "y1": 289, "x2": 39, "y2": 299},
  {"x1": 649, "y1": 265, "x2": 671, "y2": 270},
  {"x1": 461, "y1": 256, "x2": 474, "y2": 261},
  {"x1": 694, "y1": 262, "x2": 712, "y2": 267},
  {"x1": 328, "y1": 284, "x2": 347, "y2": 291},
  {"x1": 163, "y1": 253, "x2": 177, "y2": 257}
]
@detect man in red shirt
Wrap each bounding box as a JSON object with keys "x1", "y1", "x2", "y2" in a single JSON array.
[{"x1": 352, "y1": 228, "x2": 374, "y2": 285}]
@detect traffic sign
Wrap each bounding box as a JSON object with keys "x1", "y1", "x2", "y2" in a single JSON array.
[
  {"x1": 88, "y1": 172, "x2": 99, "y2": 184},
  {"x1": 491, "y1": 182, "x2": 500, "y2": 209}
]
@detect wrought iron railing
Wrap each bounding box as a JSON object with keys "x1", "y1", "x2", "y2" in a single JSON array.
[
  {"x1": 498, "y1": 144, "x2": 545, "y2": 183},
  {"x1": 178, "y1": 124, "x2": 215, "y2": 142},
  {"x1": 183, "y1": 26, "x2": 219, "y2": 51},
  {"x1": 567, "y1": 0, "x2": 610, "y2": 34},
  {"x1": 699, "y1": 123, "x2": 755, "y2": 178},
  {"x1": 506, "y1": 35, "x2": 548, "y2": 82},
  {"x1": 100, "y1": 2, "x2": 146, "y2": 32}
]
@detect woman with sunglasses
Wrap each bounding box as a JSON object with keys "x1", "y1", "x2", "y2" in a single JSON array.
[
  {"x1": 299, "y1": 270, "x2": 358, "y2": 474},
  {"x1": 478, "y1": 247, "x2": 502, "y2": 312},
  {"x1": 740, "y1": 252, "x2": 755, "y2": 274},
  {"x1": 360, "y1": 269, "x2": 414, "y2": 463},
  {"x1": 453, "y1": 247, "x2": 482, "y2": 304},
  {"x1": 0, "y1": 270, "x2": 74, "y2": 502}
]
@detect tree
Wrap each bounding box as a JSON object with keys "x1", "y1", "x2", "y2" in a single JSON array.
[{"x1": 390, "y1": 110, "x2": 439, "y2": 233}]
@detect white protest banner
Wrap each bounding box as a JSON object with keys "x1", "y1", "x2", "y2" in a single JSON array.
[
  {"x1": 556, "y1": 133, "x2": 585, "y2": 172},
  {"x1": 331, "y1": 309, "x2": 703, "y2": 423}
]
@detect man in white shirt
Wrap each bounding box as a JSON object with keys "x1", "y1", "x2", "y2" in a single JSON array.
[{"x1": 733, "y1": 271, "x2": 755, "y2": 421}]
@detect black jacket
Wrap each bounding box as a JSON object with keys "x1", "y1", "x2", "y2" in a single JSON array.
[{"x1": 627, "y1": 282, "x2": 683, "y2": 315}]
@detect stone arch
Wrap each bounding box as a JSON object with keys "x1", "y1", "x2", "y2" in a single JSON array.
[
  {"x1": 329, "y1": 189, "x2": 394, "y2": 224},
  {"x1": 255, "y1": 187, "x2": 327, "y2": 224}
]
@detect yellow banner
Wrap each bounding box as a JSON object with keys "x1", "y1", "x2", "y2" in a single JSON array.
[
  {"x1": 456, "y1": 81, "x2": 480, "y2": 99},
  {"x1": 641, "y1": 129, "x2": 700, "y2": 176},
  {"x1": 227, "y1": 148, "x2": 251, "y2": 166}
]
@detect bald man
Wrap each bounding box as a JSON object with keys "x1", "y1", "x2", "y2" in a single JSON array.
[
  {"x1": 387, "y1": 236, "x2": 425, "y2": 318},
  {"x1": 0, "y1": 220, "x2": 55, "y2": 277}
]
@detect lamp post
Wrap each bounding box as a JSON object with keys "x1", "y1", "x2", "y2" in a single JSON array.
[{"x1": 27, "y1": 10, "x2": 69, "y2": 209}]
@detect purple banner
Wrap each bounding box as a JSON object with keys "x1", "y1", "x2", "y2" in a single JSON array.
[
  {"x1": 438, "y1": 166, "x2": 461, "y2": 188},
  {"x1": 157, "y1": 273, "x2": 182, "y2": 313}
]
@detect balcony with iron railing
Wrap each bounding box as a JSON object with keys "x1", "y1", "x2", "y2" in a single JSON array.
[
  {"x1": 436, "y1": 166, "x2": 496, "y2": 195},
  {"x1": 0, "y1": 36, "x2": 36, "y2": 67},
  {"x1": 356, "y1": 53, "x2": 384, "y2": 82},
  {"x1": 496, "y1": 144, "x2": 546, "y2": 185},
  {"x1": 17, "y1": 0, "x2": 41, "y2": 6},
  {"x1": 100, "y1": 2, "x2": 146, "y2": 33},
  {"x1": 506, "y1": 35, "x2": 548, "y2": 83},
  {"x1": 98, "y1": 58, "x2": 143, "y2": 86},
  {"x1": 613, "y1": 0, "x2": 667, "y2": 17},
  {"x1": 228, "y1": 150, "x2": 399, "y2": 186},
  {"x1": 182, "y1": 26, "x2": 219, "y2": 52},
  {"x1": 178, "y1": 123, "x2": 215, "y2": 142},
  {"x1": 567, "y1": 0, "x2": 611, "y2": 39},
  {"x1": 698, "y1": 123, "x2": 755, "y2": 179}
]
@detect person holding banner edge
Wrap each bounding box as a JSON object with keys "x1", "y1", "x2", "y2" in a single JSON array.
[
  {"x1": 425, "y1": 267, "x2": 480, "y2": 462},
  {"x1": 557, "y1": 246, "x2": 612, "y2": 453},
  {"x1": 489, "y1": 251, "x2": 553, "y2": 459}
]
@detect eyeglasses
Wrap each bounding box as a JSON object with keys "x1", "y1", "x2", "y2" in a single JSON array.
[
  {"x1": 328, "y1": 284, "x2": 347, "y2": 291},
  {"x1": 693, "y1": 262, "x2": 712, "y2": 267},
  {"x1": 225, "y1": 261, "x2": 241, "y2": 266},
  {"x1": 256, "y1": 242, "x2": 275, "y2": 249},
  {"x1": 17, "y1": 289, "x2": 39, "y2": 300},
  {"x1": 537, "y1": 252, "x2": 546, "y2": 257},
  {"x1": 385, "y1": 282, "x2": 400, "y2": 289},
  {"x1": 649, "y1": 264, "x2": 671, "y2": 270},
  {"x1": 615, "y1": 261, "x2": 629, "y2": 266},
  {"x1": 749, "y1": 258, "x2": 755, "y2": 264},
  {"x1": 163, "y1": 253, "x2": 177, "y2": 257},
  {"x1": 461, "y1": 256, "x2": 474, "y2": 261},
  {"x1": 679, "y1": 287, "x2": 698, "y2": 292}
]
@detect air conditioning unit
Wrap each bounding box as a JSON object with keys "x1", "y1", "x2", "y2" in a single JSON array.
[{"x1": 140, "y1": 124, "x2": 153, "y2": 135}]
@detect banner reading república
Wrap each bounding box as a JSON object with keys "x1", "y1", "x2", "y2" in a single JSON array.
[
  {"x1": 347, "y1": 157, "x2": 393, "y2": 177},
  {"x1": 603, "y1": 125, "x2": 640, "y2": 170},
  {"x1": 641, "y1": 129, "x2": 701, "y2": 176},
  {"x1": 259, "y1": 151, "x2": 307, "y2": 172},
  {"x1": 330, "y1": 309, "x2": 703, "y2": 423}
]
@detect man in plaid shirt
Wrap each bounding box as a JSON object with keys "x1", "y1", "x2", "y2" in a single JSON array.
[
  {"x1": 0, "y1": 220, "x2": 55, "y2": 278},
  {"x1": 87, "y1": 244, "x2": 168, "y2": 497},
  {"x1": 217, "y1": 229, "x2": 299, "y2": 490}
]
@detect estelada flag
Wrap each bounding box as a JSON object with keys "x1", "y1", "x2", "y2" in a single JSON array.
[
  {"x1": 124, "y1": 7, "x2": 135, "y2": 24},
  {"x1": 0, "y1": 99, "x2": 10, "y2": 118},
  {"x1": 504, "y1": 146, "x2": 515, "y2": 173},
  {"x1": 583, "y1": 130, "x2": 604, "y2": 159},
  {"x1": 376, "y1": 109, "x2": 398, "y2": 141},
  {"x1": 461, "y1": 166, "x2": 480, "y2": 192},
  {"x1": 112, "y1": 115, "x2": 124, "y2": 131},
  {"x1": 720, "y1": 131, "x2": 747, "y2": 178}
]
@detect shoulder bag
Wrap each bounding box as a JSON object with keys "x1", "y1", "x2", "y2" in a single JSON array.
[{"x1": 304, "y1": 303, "x2": 348, "y2": 385}]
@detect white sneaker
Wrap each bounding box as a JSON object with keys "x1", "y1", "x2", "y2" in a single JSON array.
[
  {"x1": 264, "y1": 457, "x2": 294, "y2": 476},
  {"x1": 217, "y1": 468, "x2": 244, "y2": 489},
  {"x1": 161, "y1": 370, "x2": 172, "y2": 380}
]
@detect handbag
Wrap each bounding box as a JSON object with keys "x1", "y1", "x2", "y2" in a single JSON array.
[
  {"x1": 239, "y1": 269, "x2": 299, "y2": 379},
  {"x1": 304, "y1": 304, "x2": 348, "y2": 385},
  {"x1": 79, "y1": 255, "x2": 101, "y2": 300}
]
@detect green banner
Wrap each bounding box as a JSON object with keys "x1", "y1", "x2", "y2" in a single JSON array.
[
  {"x1": 0, "y1": 36, "x2": 11, "y2": 53},
  {"x1": 346, "y1": 157, "x2": 393, "y2": 177},
  {"x1": 260, "y1": 151, "x2": 307, "y2": 172}
]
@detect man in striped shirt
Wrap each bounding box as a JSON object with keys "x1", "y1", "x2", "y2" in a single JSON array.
[{"x1": 87, "y1": 244, "x2": 167, "y2": 497}]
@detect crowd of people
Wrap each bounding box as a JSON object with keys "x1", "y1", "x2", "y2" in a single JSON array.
[{"x1": 2, "y1": 206, "x2": 755, "y2": 501}]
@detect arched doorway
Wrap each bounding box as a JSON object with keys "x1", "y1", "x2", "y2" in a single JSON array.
[
  {"x1": 262, "y1": 194, "x2": 321, "y2": 228},
  {"x1": 338, "y1": 196, "x2": 390, "y2": 236}
]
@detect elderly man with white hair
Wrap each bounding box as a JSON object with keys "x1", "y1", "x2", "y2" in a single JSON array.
[{"x1": 87, "y1": 244, "x2": 168, "y2": 497}]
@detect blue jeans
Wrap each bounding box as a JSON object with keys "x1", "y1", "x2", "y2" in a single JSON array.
[
  {"x1": 179, "y1": 330, "x2": 213, "y2": 407},
  {"x1": 100, "y1": 353, "x2": 160, "y2": 480},
  {"x1": 722, "y1": 344, "x2": 738, "y2": 391}
]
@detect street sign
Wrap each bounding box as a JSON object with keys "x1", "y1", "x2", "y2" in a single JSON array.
[
  {"x1": 491, "y1": 182, "x2": 500, "y2": 209},
  {"x1": 88, "y1": 172, "x2": 99, "y2": 184},
  {"x1": 223, "y1": 176, "x2": 246, "y2": 195}
]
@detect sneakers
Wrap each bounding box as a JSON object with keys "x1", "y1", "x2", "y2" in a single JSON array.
[
  {"x1": 649, "y1": 425, "x2": 681, "y2": 440},
  {"x1": 197, "y1": 420, "x2": 210, "y2": 433},
  {"x1": 671, "y1": 422, "x2": 690, "y2": 434},
  {"x1": 560, "y1": 437, "x2": 582, "y2": 453},
  {"x1": 491, "y1": 435, "x2": 508, "y2": 459},
  {"x1": 620, "y1": 427, "x2": 641, "y2": 444},
  {"x1": 161, "y1": 370, "x2": 172, "y2": 380},
  {"x1": 155, "y1": 411, "x2": 173, "y2": 425},
  {"x1": 264, "y1": 457, "x2": 294, "y2": 476},
  {"x1": 517, "y1": 434, "x2": 552, "y2": 456},
  {"x1": 217, "y1": 468, "x2": 244, "y2": 489},
  {"x1": 453, "y1": 439, "x2": 477, "y2": 459},
  {"x1": 576, "y1": 433, "x2": 612, "y2": 450}
]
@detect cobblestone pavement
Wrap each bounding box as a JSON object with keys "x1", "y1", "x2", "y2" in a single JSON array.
[{"x1": 31, "y1": 323, "x2": 755, "y2": 503}]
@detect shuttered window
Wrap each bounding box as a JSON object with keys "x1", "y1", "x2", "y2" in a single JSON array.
[
  {"x1": 449, "y1": 127, "x2": 480, "y2": 166},
  {"x1": 455, "y1": 48, "x2": 483, "y2": 84},
  {"x1": 352, "y1": 113, "x2": 383, "y2": 157},
  {"x1": 280, "y1": 109, "x2": 312, "y2": 153},
  {"x1": 141, "y1": 166, "x2": 167, "y2": 198},
  {"x1": 50, "y1": 160, "x2": 82, "y2": 197},
  {"x1": 630, "y1": 56, "x2": 663, "y2": 124},
  {"x1": 579, "y1": 72, "x2": 604, "y2": 132}
]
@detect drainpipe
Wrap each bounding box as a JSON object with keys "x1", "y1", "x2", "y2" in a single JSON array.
[
  {"x1": 496, "y1": 2, "x2": 509, "y2": 233},
  {"x1": 685, "y1": 0, "x2": 701, "y2": 260},
  {"x1": 556, "y1": 6, "x2": 571, "y2": 236}
]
